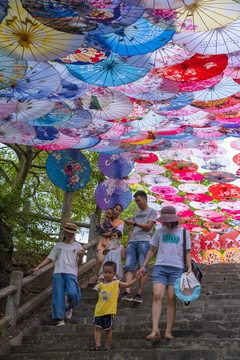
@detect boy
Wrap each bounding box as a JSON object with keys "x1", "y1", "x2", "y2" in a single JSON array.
[{"x1": 90, "y1": 261, "x2": 139, "y2": 352}]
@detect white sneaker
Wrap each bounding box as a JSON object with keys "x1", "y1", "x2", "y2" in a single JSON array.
[
  {"x1": 65, "y1": 308, "x2": 73, "y2": 319},
  {"x1": 56, "y1": 320, "x2": 65, "y2": 326}
]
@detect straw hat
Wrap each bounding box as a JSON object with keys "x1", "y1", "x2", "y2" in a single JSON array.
[
  {"x1": 157, "y1": 206, "x2": 181, "y2": 223},
  {"x1": 62, "y1": 222, "x2": 78, "y2": 234}
]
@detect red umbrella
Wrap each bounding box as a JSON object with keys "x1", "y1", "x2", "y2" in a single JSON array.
[
  {"x1": 134, "y1": 152, "x2": 158, "y2": 163},
  {"x1": 204, "y1": 222, "x2": 230, "y2": 233},
  {"x1": 184, "y1": 193, "x2": 213, "y2": 202},
  {"x1": 201, "y1": 233, "x2": 222, "y2": 252},
  {"x1": 208, "y1": 184, "x2": 240, "y2": 201},
  {"x1": 191, "y1": 250, "x2": 202, "y2": 264},
  {"x1": 221, "y1": 230, "x2": 240, "y2": 250},
  {"x1": 182, "y1": 224, "x2": 205, "y2": 234},
  {"x1": 158, "y1": 54, "x2": 228, "y2": 82},
  {"x1": 191, "y1": 234, "x2": 204, "y2": 253},
  {"x1": 165, "y1": 160, "x2": 198, "y2": 173}
]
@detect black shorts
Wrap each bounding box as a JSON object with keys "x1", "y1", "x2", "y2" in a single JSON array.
[{"x1": 93, "y1": 315, "x2": 114, "y2": 330}]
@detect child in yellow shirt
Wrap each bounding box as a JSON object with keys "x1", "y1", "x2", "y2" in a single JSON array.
[{"x1": 90, "y1": 261, "x2": 138, "y2": 352}]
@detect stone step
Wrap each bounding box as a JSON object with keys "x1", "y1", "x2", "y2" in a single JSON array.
[{"x1": 4, "y1": 348, "x2": 240, "y2": 360}]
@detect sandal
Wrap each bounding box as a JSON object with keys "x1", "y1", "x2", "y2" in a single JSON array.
[
  {"x1": 89, "y1": 345, "x2": 101, "y2": 351},
  {"x1": 146, "y1": 330, "x2": 161, "y2": 340},
  {"x1": 104, "y1": 347, "x2": 111, "y2": 352},
  {"x1": 165, "y1": 334, "x2": 174, "y2": 340}
]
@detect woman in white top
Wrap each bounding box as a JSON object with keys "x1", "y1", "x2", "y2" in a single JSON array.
[
  {"x1": 29, "y1": 222, "x2": 85, "y2": 326},
  {"x1": 138, "y1": 206, "x2": 192, "y2": 340}
]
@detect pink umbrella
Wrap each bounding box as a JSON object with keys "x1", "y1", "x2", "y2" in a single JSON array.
[
  {"x1": 159, "y1": 148, "x2": 191, "y2": 160},
  {"x1": 126, "y1": 173, "x2": 141, "y2": 185},
  {"x1": 195, "y1": 210, "x2": 225, "y2": 222},
  {"x1": 147, "y1": 195, "x2": 157, "y2": 202},
  {"x1": 156, "y1": 194, "x2": 184, "y2": 202},
  {"x1": 184, "y1": 193, "x2": 213, "y2": 202},
  {"x1": 172, "y1": 172, "x2": 203, "y2": 183},
  {"x1": 149, "y1": 185, "x2": 178, "y2": 195},
  {"x1": 230, "y1": 139, "x2": 240, "y2": 150},
  {"x1": 182, "y1": 224, "x2": 205, "y2": 234},
  {"x1": 189, "y1": 201, "x2": 218, "y2": 210},
  {"x1": 177, "y1": 210, "x2": 195, "y2": 218},
  {"x1": 100, "y1": 123, "x2": 129, "y2": 140},
  {"x1": 221, "y1": 209, "x2": 240, "y2": 216},
  {"x1": 170, "y1": 138, "x2": 202, "y2": 149},
  {"x1": 142, "y1": 174, "x2": 172, "y2": 186},
  {"x1": 158, "y1": 105, "x2": 199, "y2": 117},
  {"x1": 134, "y1": 152, "x2": 159, "y2": 163},
  {"x1": 134, "y1": 163, "x2": 165, "y2": 174},
  {"x1": 191, "y1": 145, "x2": 227, "y2": 158},
  {"x1": 191, "y1": 251, "x2": 203, "y2": 264},
  {"x1": 204, "y1": 222, "x2": 230, "y2": 233},
  {"x1": 161, "y1": 202, "x2": 189, "y2": 213},
  {"x1": 0, "y1": 121, "x2": 36, "y2": 143},
  {"x1": 193, "y1": 126, "x2": 224, "y2": 139},
  {"x1": 178, "y1": 183, "x2": 208, "y2": 194},
  {"x1": 177, "y1": 73, "x2": 223, "y2": 93},
  {"x1": 34, "y1": 134, "x2": 80, "y2": 150},
  {"x1": 0, "y1": 98, "x2": 18, "y2": 120}
]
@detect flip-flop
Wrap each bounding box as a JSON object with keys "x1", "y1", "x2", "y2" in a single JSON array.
[{"x1": 146, "y1": 330, "x2": 161, "y2": 340}]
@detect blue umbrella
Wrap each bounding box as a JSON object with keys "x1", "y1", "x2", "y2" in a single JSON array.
[
  {"x1": 46, "y1": 149, "x2": 91, "y2": 192},
  {"x1": 0, "y1": 55, "x2": 27, "y2": 90},
  {"x1": 34, "y1": 126, "x2": 60, "y2": 141},
  {"x1": 72, "y1": 138, "x2": 100, "y2": 150},
  {"x1": 29, "y1": 102, "x2": 72, "y2": 126},
  {"x1": 153, "y1": 93, "x2": 195, "y2": 112},
  {"x1": 66, "y1": 54, "x2": 150, "y2": 87},
  {"x1": 95, "y1": 179, "x2": 132, "y2": 210},
  {"x1": 0, "y1": 1, "x2": 7, "y2": 24},
  {"x1": 86, "y1": 18, "x2": 174, "y2": 56},
  {"x1": 98, "y1": 153, "x2": 135, "y2": 178}
]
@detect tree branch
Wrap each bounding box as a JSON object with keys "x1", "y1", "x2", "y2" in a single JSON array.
[
  {"x1": 28, "y1": 212, "x2": 91, "y2": 228},
  {"x1": 0, "y1": 165, "x2": 12, "y2": 185},
  {"x1": 0, "y1": 159, "x2": 18, "y2": 169}
]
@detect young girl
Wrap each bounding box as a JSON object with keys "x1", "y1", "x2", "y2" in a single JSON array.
[
  {"x1": 96, "y1": 208, "x2": 114, "y2": 239},
  {"x1": 99, "y1": 229, "x2": 125, "y2": 281},
  {"x1": 90, "y1": 261, "x2": 139, "y2": 352}
]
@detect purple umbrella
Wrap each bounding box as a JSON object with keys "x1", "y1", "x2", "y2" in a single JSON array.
[
  {"x1": 95, "y1": 179, "x2": 132, "y2": 211},
  {"x1": 98, "y1": 153, "x2": 135, "y2": 178}
]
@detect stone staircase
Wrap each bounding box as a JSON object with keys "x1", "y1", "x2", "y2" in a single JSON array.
[{"x1": 2, "y1": 264, "x2": 240, "y2": 360}]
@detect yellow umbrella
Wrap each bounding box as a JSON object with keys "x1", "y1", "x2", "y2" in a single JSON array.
[
  {"x1": 144, "y1": 0, "x2": 240, "y2": 32},
  {"x1": 0, "y1": 0, "x2": 85, "y2": 61}
]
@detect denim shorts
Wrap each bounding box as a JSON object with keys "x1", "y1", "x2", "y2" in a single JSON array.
[
  {"x1": 125, "y1": 241, "x2": 150, "y2": 272},
  {"x1": 152, "y1": 265, "x2": 183, "y2": 286}
]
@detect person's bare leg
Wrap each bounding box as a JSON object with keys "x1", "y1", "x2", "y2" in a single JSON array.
[
  {"x1": 105, "y1": 329, "x2": 112, "y2": 348},
  {"x1": 94, "y1": 327, "x2": 101, "y2": 346},
  {"x1": 97, "y1": 250, "x2": 104, "y2": 281},
  {"x1": 147, "y1": 283, "x2": 166, "y2": 339},
  {"x1": 137, "y1": 273, "x2": 147, "y2": 294},
  {"x1": 165, "y1": 285, "x2": 176, "y2": 339},
  {"x1": 125, "y1": 270, "x2": 134, "y2": 293}
]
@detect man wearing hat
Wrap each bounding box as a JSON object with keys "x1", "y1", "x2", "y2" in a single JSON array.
[{"x1": 29, "y1": 222, "x2": 85, "y2": 326}]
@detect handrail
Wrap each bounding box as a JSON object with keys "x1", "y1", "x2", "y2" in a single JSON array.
[{"x1": 0, "y1": 238, "x2": 98, "y2": 337}]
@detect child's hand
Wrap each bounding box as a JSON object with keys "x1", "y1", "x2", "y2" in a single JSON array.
[
  {"x1": 102, "y1": 248, "x2": 110, "y2": 255},
  {"x1": 77, "y1": 249, "x2": 85, "y2": 257}
]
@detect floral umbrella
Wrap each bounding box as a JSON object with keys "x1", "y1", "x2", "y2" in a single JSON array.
[
  {"x1": 98, "y1": 153, "x2": 134, "y2": 178},
  {"x1": 204, "y1": 171, "x2": 237, "y2": 183},
  {"x1": 9, "y1": 100, "x2": 55, "y2": 122},
  {"x1": 223, "y1": 248, "x2": 240, "y2": 263},
  {"x1": 172, "y1": 18, "x2": 240, "y2": 55},
  {"x1": 29, "y1": 102, "x2": 72, "y2": 126},
  {"x1": 184, "y1": 193, "x2": 213, "y2": 202},
  {"x1": 159, "y1": 148, "x2": 191, "y2": 161},
  {"x1": 64, "y1": 119, "x2": 112, "y2": 139},
  {"x1": 161, "y1": 201, "x2": 189, "y2": 213},
  {"x1": 202, "y1": 250, "x2": 224, "y2": 264},
  {"x1": 201, "y1": 233, "x2": 222, "y2": 252},
  {"x1": 143, "y1": 0, "x2": 240, "y2": 32},
  {"x1": 57, "y1": 46, "x2": 107, "y2": 66},
  {"x1": 0, "y1": 98, "x2": 18, "y2": 120},
  {"x1": 81, "y1": 87, "x2": 133, "y2": 121},
  {"x1": 172, "y1": 172, "x2": 203, "y2": 183},
  {"x1": 191, "y1": 145, "x2": 227, "y2": 158},
  {"x1": 208, "y1": 184, "x2": 240, "y2": 201},
  {"x1": 134, "y1": 152, "x2": 158, "y2": 163},
  {"x1": 100, "y1": 123, "x2": 130, "y2": 140},
  {"x1": 66, "y1": 53, "x2": 149, "y2": 87},
  {"x1": 149, "y1": 185, "x2": 178, "y2": 195},
  {"x1": 141, "y1": 138, "x2": 172, "y2": 152},
  {"x1": 196, "y1": 157, "x2": 231, "y2": 171},
  {"x1": 125, "y1": 173, "x2": 141, "y2": 185},
  {"x1": 125, "y1": 0, "x2": 193, "y2": 9},
  {"x1": 121, "y1": 41, "x2": 193, "y2": 69},
  {"x1": 178, "y1": 183, "x2": 208, "y2": 193},
  {"x1": 88, "y1": 17, "x2": 174, "y2": 56},
  {"x1": 177, "y1": 210, "x2": 195, "y2": 218},
  {"x1": 46, "y1": 149, "x2": 91, "y2": 192},
  {"x1": 218, "y1": 201, "x2": 240, "y2": 211},
  {"x1": 125, "y1": 111, "x2": 167, "y2": 130},
  {"x1": 193, "y1": 126, "x2": 226, "y2": 140},
  {"x1": 192, "y1": 95, "x2": 240, "y2": 113},
  {"x1": 159, "y1": 54, "x2": 228, "y2": 82},
  {"x1": 204, "y1": 222, "x2": 230, "y2": 233},
  {"x1": 230, "y1": 139, "x2": 240, "y2": 150},
  {"x1": 0, "y1": 61, "x2": 61, "y2": 100},
  {"x1": 0, "y1": 120, "x2": 36, "y2": 143},
  {"x1": 95, "y1": 178, "x2": 132, "y2": 210},
  {"x1": 189, "y1": 201, "x2": 218, "y2": 210},
  {"x1": 170, "y1": 138, "x2": 202, "y2": 149},
  {"x1": 165, "y1": 160, "x2": 198, "y2": 173},
  {"x1": 192, "y1": 77, "x2": 240, "y2": 101},
  {"x1": 157, "y1": 194, "x2": 184, "y2": 202},
  {"x1": 0, "y1": 55, "x2": 27, "y2": 89},
  {"x1": 142, "y1": 174, "x2": 172, "y2": 186},
  {"x1": 34, "y1": 133, "x2": 80, "y2": 151},
  {"x1": 151, "y1": 93, "x2": 195, "y2": 112},
  {"x1": 58, "y1": 101, "x2": 92, "y2": 129},
  {"x1": 134, "y1": 163, "x2": 165, "y2": 174},
  {"x1": 195, "y1": 210, "x2": 225, "y2": 222},
  {"x1": 182, "y1": 224, "x2": 205, "y2": 234},
  {"x1": 72, "y1": 138, "x2": 99, "y2": 150},
  {"x1": 233, "y1": 153, "x2": 240, "y2": 165},
  {"x1": 221, "y1": 230, "x2": 240, "y2": 250},
  {"x1": 0, "y1": 0, "x2": 85, "y2": 61},
  {"x1": 177, "y1": 73, "x2": 223, "y2": 93}
]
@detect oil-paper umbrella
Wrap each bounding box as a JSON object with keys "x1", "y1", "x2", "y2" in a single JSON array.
[
  {"x1": 218, "y1": 202, "x2": 240, "y2": 211},
  {"x1": 177, "y1": 210, "x2": 195, "y2": 218},
  {"x1": 184, "y1": 193, "x2": 213, "y2": 202},
  {"x1": 72, "y1": 138, "x2": 99, "y2": 150},
  {"x1": 161, "y1": 202, "x2": 189, "y2": 213},
  {"x1": 195, "y1": 210, "x2": 225, "y2": 222},
  {"x1": 134, "y1": 152, "x2": 158, "y2": 163},
  {"x1": 202, "y1": 250, "x2": 224, "y2": 265},
  {"x1": 98, "y1": 153, "x2": 135, "y2": 178},
  {"x1": 9, "y1": 100, "x2": 55, "y2": 122},
  {"x1": 191, "y1": 145, "x2": 227, "y2": 158},
  {"x1": 0, "y1": 120, "x2": 36, "y2": 143},
  {"x1": 204, "y1": 222, "x2": 231, "y2": 234},
  {"x1": 0, "y1": 0, "x2": 7, "y2": 23},
  {"x1": 0, "y1": 0, "x2": 85, "y2": 61},
  {"x1": 142, "y1": 174, "x2": 172, "y2": 186},
  {"x1": 230, "y1": 139, "x2": 240, "y2": 150},
  {"x1": 177, "y1": 73, "x2": 223, "y2": 93},
  {"x1": 57, "y1": 46, "x2": 107, "y2": 66},
  {"x1": 178, "y1": 183, "x2": 208, "y2": 194},
  {"x1": 34, "y1": 133, "x2": 80, "y2": 151},
  {"x1": 89, "y1": 17, "x2": 174, "y2": 56},
  {"x1": 134, "y1": 163, "x2": 165, "y2": 174},
  {"x1": 95, "y1": 178, "x2": 132, "y2": 211},
  {"x1": 201, "y1": 233, "x2": 222, "y2": 252},
  {"x1": 204, "y1": 171, "x2": 237, "y2": 183},
  {"x1": 0, "y1": 98, "x2": 18, "y2": 120},
  {"x1": 221, "y1": 230, "x2": 240, "y2": 250},
  {"x1": 165, "y1": 160, "x2": 198, "y2": 173},
  {"x1": 46, "y1": 149, "x2": 91, "y2": 192},
  {"x1": 172, "y1": 172, "x2": 203, "y2": 183},
  {"x1": 196, "y1": 157, "x2": 231, "y2": 171},
  {"x1": 149, "y1": 185, "x2": 178, "y2": 195},
  {"x1": 223, "y1": 248, "x2": 240, "y2": 263},
  {"x1": 124, "y1": 0, "x2": 193, "y2": 9},
  {"x1": 66, "y1": 54, "x2": 149, "y2": 87},
  {"x1": 208, "y1": 184, "x2": 240, "y2": 201},
  {"x1": 125, "y1": 173, "x2": 141, "y2": 185},
  {"x1": 29, "y1": 102, "x2": 72, "y2": 126},
  {"x1": 158, "y1": 194, "x2": 184, "y2": 202},
  {"x1": 143, "y1": 0, "x2": 240, "y2": 32},
  {"x1": 100, "y1": 123, "x2": 130, "y2": 141},
  {"x1": 0, "y1": 55, "x2": 27, "y2": 89},
  {"x1": 189, "y1": 201, "x2": 218, "y2": 211}
]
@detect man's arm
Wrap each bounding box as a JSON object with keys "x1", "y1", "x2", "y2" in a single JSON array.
[{"x1": 125, "y1": 218, "x2": 155, "y2": 232}]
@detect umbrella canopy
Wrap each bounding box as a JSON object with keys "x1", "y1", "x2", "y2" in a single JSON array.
[
  {"x1": 142, "y1": 174, "x2": 172, "y2": 186},
  {"x1": 0, "y1": 120, "x2": 36, "y2": 143},
  {"x1": 201, "y1": 233, "x2": 222, "y2": 251},
  {"x1": 172, "y1": 172, "x2": 203, "y2": 182},
  {"x1": 157, "y1": 194, "x2": 184, "y2": 202},
  {"x1": 209, "y1": 183, "x2": 240, "y2": 200},
  {"x1": 233, "y1": 153, "x2": 240, "y2": 165},
  {"x1": 134, "y1": 163, "x2": 165, "y2": 174},
  {"x1": 189, "y1": 201, "x2": 218, "y2": 210},
  {"x1": 66, "y1": 54, "x2": 149, "y2": 87},
  {"x1": 195, "y1": 210, "x2": 225, "y2": 222},
  {"x1": 204, "y1": 222, "x2": 230, "y2": 233},
  {"x1": 177, "y1": 73, "x2": 223, "y2": 93},
  {"x1": 0, "y1": 55, "x2": 27, "y2": 89},
  {"x1": 223, "y1": 248, "x2": 240, "y2": 263},
  {"x1": 191, "y1": 145, "x2": 227, "y2": 158},
  {"x1": 72, "y1": 138, "x2": 100, "y2": 150},
  {"x1": 125, "y1": 173, "x2": 141, "y2": 185},
  {"x1": 57, "y1": 46, "x2": 106, "y2": 65},
  {"x1": 29, "y1": 102, "x2": 72, "y2": 126},
  {"x1": 196, "y1": 157, "x2": 231, "y2": 171},
  {"x1": 204, "y1": 171, "x2": 237, "y2": 183},
  {"x1": 100, "y1": 123, "x2": 130, "y2": 141},
  {"x1": 202, "y1": 250, "x2": 224, "y2": 265},
  {"x1": 218, "y1": 201, "x2": 240, "y2": 211},
  {"x1": 159, "y1": 148, "x2": 191, "y2": 161},
  {"x1": 9, "y1": 100, "x2": 55, "y2": 122},
  {"x1": 221, "y1": 231, "x2": 240, "y2": 250},
  {"x1": 46, "y1": 149, "x2": 91, "y2": 192},
  {"x1": 95, "y1": 178, "x2": 132, "y2": 210},
  {"x1": 0, "y1": 0, "x2": 85, "y2": 61},
  {"x1": 143, "y1": 0, "x2": 240, "y2": 32},
  {"x1": 192, "y1": 77, "x2": 240, "y2": 101},
  {"x1": 98, "y1": 153, "x2": 135, "y2": 178},
  {"x1": 165, "y1": 160, "x2": 198, "y2": 173},
  {"x1": 184, "y1": 193, "x2": 213, "y2": 202},
  {"x1": 178, "y1": 183, "x2": 208, "y2": 194},
  {"x1": 230, "y1": 139, "x2": 240, "y2": 150},
  {"x1": 88, "y1": 17, "x2": 174, "y2": 56},
  {"x1": 149, "y1": 185, "x2": 178, "y2": 195},
  {"x1": 0, "y1": 98, "x2": 18, "y2": 120},
  {"x1": 34, "y1": 133, "x2": 80, "y2": 150},
  {"x1": 134, "y1": 152, "x2": 158, "y2": 163}
]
